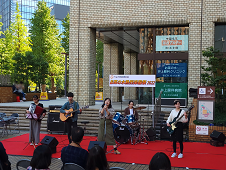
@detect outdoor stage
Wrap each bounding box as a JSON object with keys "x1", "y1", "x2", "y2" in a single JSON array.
[{"x1": 2, "y1": 133, "x2": 225, "y2": 170}]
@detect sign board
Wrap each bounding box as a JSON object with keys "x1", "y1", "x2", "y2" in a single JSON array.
[
  {"x1": 196, "y1": 125, "x2": 209, "y2": 135},
  {"x1": 156, "y1": 63, "x2": 187, "y2": 77},
  {"x1": 109, "y1": 75, "x2": 156, "y2": 87},
  {"x1": 155, "y1": 83, "x2": 187, "y2": 98},
  {"x1": 40, "y1": 92, "x2": 49, "y2": 101},
  {"x1": 197, "y1": 86, "x2": 215, "y2": 100},
  {"x1": 197, "y1": 100, "x2": 214, "y2": 122},
  {"x1": 156, "y1": 35, "x2": 188, "y2": 51},
  {"x1": 95, "y1": 92, "x2": 103, "y2": 101}
]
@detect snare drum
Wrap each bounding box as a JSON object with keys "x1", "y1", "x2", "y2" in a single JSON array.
[{"x1": 113, "y1": 112, "x2": 123, "y2": 124}]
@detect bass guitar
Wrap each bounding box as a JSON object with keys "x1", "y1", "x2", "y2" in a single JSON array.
[
  {"x1": 167, "y1": 105, "x2": 194, "y2": 135},
  {"x1": 60, "y1": 106, "x2": 89, "y2": 121}
]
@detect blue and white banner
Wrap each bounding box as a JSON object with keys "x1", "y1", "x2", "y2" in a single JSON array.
[{"x1": 156, "y1": 63, "x2": 187, "y2": 77}]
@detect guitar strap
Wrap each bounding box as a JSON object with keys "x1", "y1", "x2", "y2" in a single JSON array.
[{"x1": 175, "y1": 109, "x2": 182, "y2": 121}]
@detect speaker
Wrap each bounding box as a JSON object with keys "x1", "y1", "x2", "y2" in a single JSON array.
[
  {"x1": 146, "y1": 127, "x2": 156, "y2": 141},
  {"x1": 41, "y1": 136, "x2": 59, "y2": 153},
  {"x1": 160, "y1": 125, "x2": 171, "y2": 140},
  {"x1": 47, "y1": 112, "x2": 66, "y2": 133},
  {"x1": 210, "y1": 130, "x2": 225, "y2": 142},
  {"x1": 88, "y1": 141, "x2": 107, "y2": 153}
]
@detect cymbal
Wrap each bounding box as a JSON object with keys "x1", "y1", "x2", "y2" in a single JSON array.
[{"x1": 134, "y1": 106, "x2": 146, "y2": 110}]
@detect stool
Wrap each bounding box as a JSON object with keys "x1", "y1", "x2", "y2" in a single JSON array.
[{"x1": 81, "y1": 121, "x2": 89, "y2": 133}]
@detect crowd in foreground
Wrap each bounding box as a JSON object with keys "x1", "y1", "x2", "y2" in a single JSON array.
[{"x1": 0, "y1": 126, "x2": 171, "y2": 170}]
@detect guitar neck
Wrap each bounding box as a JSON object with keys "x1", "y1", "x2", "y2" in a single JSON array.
[{"x1": 174, "y1": 105, "x2": 194, "y2": 124}]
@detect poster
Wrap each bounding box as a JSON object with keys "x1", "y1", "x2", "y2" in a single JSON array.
[
  {"x1": 198, "y1": 100, "x2": 214, "y2": 121},
  {"x1": 196, "y1": 125, "x2": 209, "y2": 135}
]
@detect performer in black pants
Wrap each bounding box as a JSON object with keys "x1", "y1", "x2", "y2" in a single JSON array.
[
  {"x1": 60, "y1": 92, "x2": 81, "y2": 144},
  {"x1": 167, "y1": 100, "x2": 188, "y2": 159}
]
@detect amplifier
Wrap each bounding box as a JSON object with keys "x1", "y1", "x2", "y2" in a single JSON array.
[{"x1": 47, "y1": 112, "x2": 65, "y2": 133}]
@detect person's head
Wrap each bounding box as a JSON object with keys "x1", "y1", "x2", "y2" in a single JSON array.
[
  {"x1": 20, "y1": 81, "x2": 23, "y2": 84},
  {"x1": 30, "y1": 145, "x2": 52, "y2": 169},
  {"x1": 71, "y1": 127, "x2": 84, "y2": 144},
  {"x1": 128, "y1": 100, "x2": 134, "y2": 109},
  {"x1": 102, "y1": 98, "x2": 112, "y2": 108},
  {"x1": 33, "y1": 95, "x2": 39, "y2": 103},
  {"x1": 149, "y1": 152, "x2": 171, "y2": 170},
  {"x1": 86, "y1": 145, "x2": 109, "y2": 170},
  {"x1": 174, "y1": 100, "x2": 181, "y2": 109},
  {"x1": 67, "y1": 92, "x2": 74, "y2": 102}
]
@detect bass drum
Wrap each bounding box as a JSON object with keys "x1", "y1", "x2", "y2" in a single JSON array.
[{"x1": 114, "y1": 125, "x2": 131, "y2": 144}]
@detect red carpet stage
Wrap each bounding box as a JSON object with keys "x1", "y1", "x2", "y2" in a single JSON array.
[{"x1": 2, "y1": 133, "x2": 226, "y2": 170}]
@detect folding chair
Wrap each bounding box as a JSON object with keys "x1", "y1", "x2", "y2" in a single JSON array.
[
  {"x1": 16, "y1": 159, "x2": 31, "y2": 170},
  {"x1": 61, "y1": 163, "x2": 85, "y2": 170}
]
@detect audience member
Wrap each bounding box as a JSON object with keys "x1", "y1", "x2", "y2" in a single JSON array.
[
  {"x1": 0, "y1": 142, "x2": 11, "y2": 170},
  {"x1": 149, "y1": 152, "x2": 171, "y2": 170},
  {"x1": 61, "y1": 127, "x2": 88, "y2": 169},
  {"x1": 86, "y1": 145, "x2": 109, "y2": 170},
  {"x1": 27, "y1": 145, "x2": 52, "y2": 170}
]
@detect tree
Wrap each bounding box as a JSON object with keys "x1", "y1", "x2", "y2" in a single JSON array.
[
  {"x1": 29, "y1": 1, "x2": 64, "y2": 90},
  {"x1": 61, "y1": 13, "x2": 69, "y2": 54},
  {"x1": 10, "y1": 2, "x2": 31, "y2": 53},
  {"x1": 201, "y1": 46, "x2": 226, "y2": 124},
  {"x1": 96, "y1": 39, "x2": 103, "y2": 78}
]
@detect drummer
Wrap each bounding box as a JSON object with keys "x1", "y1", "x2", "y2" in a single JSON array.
[{"x1": 124, "y1": 100, "x2": 139, "y2": 123}]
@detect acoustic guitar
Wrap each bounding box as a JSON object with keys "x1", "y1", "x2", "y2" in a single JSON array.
[
  {"x1": 167, "y1": 105, "x2": 194, "y2": 135},
  {"x1": 60, "y1": 106, "x2": 89, "y2": 121}
]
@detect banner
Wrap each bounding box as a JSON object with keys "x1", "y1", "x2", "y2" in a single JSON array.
[
  {"x1": 156, "y1": 63, "x2": 187, "y2": 77},
  {"x1": 156, "y1": 35, "x2": 188, "y2": 51},
  {"x1": 155, "y1": 83, "x2": 187, "y2": 98},
  {"x1": 109, "y1": 75, "x2": 156, "y2": 87},
  {"x1": 95, "y1": 92, "x2": 103, "y2": 101}
]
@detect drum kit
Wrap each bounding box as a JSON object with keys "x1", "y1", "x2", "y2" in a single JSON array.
[{"x1": 112, "y1": 106, "x2": 149, "y2": 145}]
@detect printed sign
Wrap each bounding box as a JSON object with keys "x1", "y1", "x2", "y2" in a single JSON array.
[
  {"x1": 156, "y1": 63, "x2": 187, "y2": 77},
  {"x1": 155, "y1": 83, "x2": 187, "y2": 98},
  {"x1": 156, "y1": 35, "x2": 188, "y2": 51},
  {"x1": 198, "y1": 86, "x2": 215, "y2": 100},
  {"x1": 198, "y1": 100, "x2": 214, "y2": 121},
  {"x1": 95, "y1": 92, "x2": 103, "y2": 101},
  {"x1": 109, "y1": 75, "x2": 156, "y2": 87},
  {"x1": 196, "y1": 125, "x2": 209, "y2": 135}
]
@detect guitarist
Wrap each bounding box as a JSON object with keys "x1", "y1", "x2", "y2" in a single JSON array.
[
  {"x1": 60, "y1": 92, "x2": 82, "y2": 144},
  {"x1": 166, "y1": 100, "x2": 188, "y2": 159}
]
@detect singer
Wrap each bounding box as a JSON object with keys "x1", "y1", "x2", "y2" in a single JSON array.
[{"x1": 98, "y1": 98, "x2": 120, "y2": 154}]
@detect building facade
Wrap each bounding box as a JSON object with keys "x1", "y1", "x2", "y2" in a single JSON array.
[
  {"x1": 70, "y1": 1, "x2": 226, "y2": 106},
  {"x1": 0, "y1": 0, "x2": 70, "y2": 37}
]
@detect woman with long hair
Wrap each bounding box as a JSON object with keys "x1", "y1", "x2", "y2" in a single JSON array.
[
  {"x1": 86, "y1": 145, "x2": 109, "y2": 170},
  {"x1": 27, "y1": 145, "x2": 52, "y2": 170},
  {"x1": 98, "y1": 98, "x2": 120, "y2": 154}
]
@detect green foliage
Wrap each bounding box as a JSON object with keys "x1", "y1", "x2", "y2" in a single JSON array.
[
  {"x1": 29, "y1": 1, "x2": 64, "y2": 82},
  {"x1": 193, "y1": 120, "x2": 209, "y2": 125},
  {"x1": 61, "y1": 13, "x2": 69, "y2": 54},
  {"x1": 10, "y1": 2, "x2": 31, "y2": 53},
  {"x1": 96, "y1": 40, "x2": 103, "y2": 78},
  {"x1": 201, "y1": 46, "x2": 226, "y2": 125}
]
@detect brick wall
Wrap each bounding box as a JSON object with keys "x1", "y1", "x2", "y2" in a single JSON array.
[
  {"x1": 0, "y1": 87, "x2": 13, "y2": 103},
  {"x1": 189, "y1": 99, "x2": 226, "y2": 142},
  {"x1": 70, "y1": 0, "x2": 226, "y2": 105}
]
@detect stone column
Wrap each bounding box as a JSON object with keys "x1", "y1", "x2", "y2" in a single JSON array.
[
  {"x1": 124, "y1": 52, "x2": 137, "y2": 100},
  {"x1": 69, "y1": 27, "x2": 96, "y2": 106},
  {"x1": 103, "y1": 43, "x2": 123, "y2": 102}
]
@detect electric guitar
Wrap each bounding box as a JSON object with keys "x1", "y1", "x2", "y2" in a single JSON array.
[
  {"x1": 60, "y1": 106, "x2": 89, "y2": 121},
  {"x1": 167, "y1": 105, "x2": 194, "y2": 135}
]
